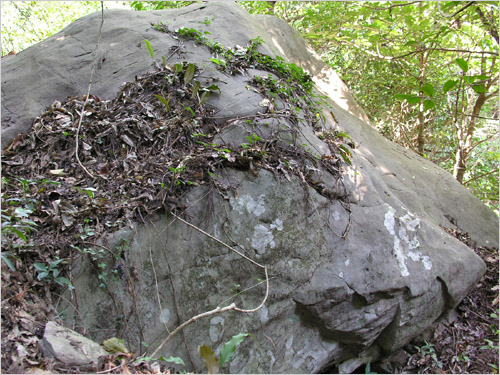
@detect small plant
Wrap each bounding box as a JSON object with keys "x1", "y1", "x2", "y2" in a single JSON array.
[
  {"x1": 200, "y1": 333, "x2": 250, "y2": 374},
  {"x1": 241, "y1": 134, "x2": 262, "y2": 149},
  {"x1": 201, "y1": 16, "x2": 214, "y2": 26},
  {"x1": 34, "y1": 259, "x2": 74, "y2": 290},
  {"x1": 415, "y1": 340, "x2": 443, "y2": 370}
]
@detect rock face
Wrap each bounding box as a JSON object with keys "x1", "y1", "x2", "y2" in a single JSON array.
[{"x1": 2, "y1": 2, "x2": 497, "y2": 373}]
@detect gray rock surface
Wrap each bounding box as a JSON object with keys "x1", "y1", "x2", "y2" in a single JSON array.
[
  {"x1": 41, "y1": 321, "x2": 108, "y2": 370},
  {"x1": 2, "y1": 2, "x2": 497, "y2": 373}
]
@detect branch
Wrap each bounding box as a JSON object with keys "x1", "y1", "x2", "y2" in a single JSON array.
[
  {"x1": 427, "y1": 48, "x2": 498, "y2": 56},
  {"x1": 148, "y1": 212, "x2": 270, "y2": 359},
  {"x1": 476, "y1": 4, "x2": 499, "y2": 45},
  {"x1": 463, "y1": 167, "x2": 499, "y2": 185},
  {"x1": 149, "y1": 303, "x2": 238, "y2": 359},
  {"x1": 362, "y1": 1, "x2": 421, "y2": 11},
  {"x1": 438, "y1": 1, "x2": 476, "y2": 18}
]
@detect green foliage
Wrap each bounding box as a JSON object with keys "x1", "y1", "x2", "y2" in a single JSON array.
[
  {"x1": 415, "y1": 340, "x2": 443, "y2": 370},
  {"x1": 199, "y1": 333, "x2": 250, "y2": 373},
  {"x1": 219, "y1": 333, "x2": 250, "y2": 368},
  {"x1": 0, "y1": 1, "x2": 126, "y2": 56},
  {"x1": 242, "y1": 1, "x2": 498, "y2": 212},
  {"x1": 103, "y1": 337, "x2": 130, "y2": 354},
  {"x1": 200, "y1": 345, "x2": 219, "y2": 374},
  {"x1": 143, "y1": 39, "x2": 155, "y2": 59},
  {"x1": 129, "y1": 1, "x2": 196, "y2": 11},
  {"x1": 34, "y1": 259, "x2": 74, "y2": 290}
]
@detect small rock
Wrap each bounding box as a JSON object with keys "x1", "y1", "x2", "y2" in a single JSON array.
[{"x1": 40, "y1": 321, "x2": 108, "y2": 370}]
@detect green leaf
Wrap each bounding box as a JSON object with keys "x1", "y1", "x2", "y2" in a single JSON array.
[
  {"x1": 103, "y1": 337, "x2": 130, "y2": 354},
  {"x1": 203, "y1": 84, "x2": 221, "y2": 93},
  {"x1": 55, "y1": 277, "x2": 74, "y2": 290},
  {"x1": 420, "y1": 83, "x2": 434, "y2": 97},
  {"x1": 423, "y1": 99, "x2": 435, "y2": 111},
  {"x1": 463, "y1": 76, "x2": 476, "y2": 84},
  {"x1": 472, "y1": 84, "x2": 487, "y2": 93},
  {"x1": 175, "y1": 63, "x2": 184, "y2": 73},
  {"x1": 192, "y1": 80, "x2": 201, "y2": 98},
  {"x1": 143, "y1": 39, "x2": 154, "y2": 59},
  {"x1": 14, "y1": 207, "x2": 32, "y2": 218},
  {"x1": 394, "y1": 94, "x2": 420, "y2": 104},
  {"x1": 184, "y1": 63, "x2": 196, "y2": 85},
  {"x1": 443, "y1": 79, "x2": 458, "y2": 93},
  {"x1": 200, "y1": 91, "x2": 211, "y2": 106},
  {"x1": 34, "y1": 263, "x2": 48, "y2": 272},
  {"x1": 336, "y1": 131, "x2": 352, "y2": 140},
  {"x1": 455, "y1": 58, "x2": 468, "y2": 73},
  {"x1": 219, "y1": 333, "x2": 249, "y2": 367},
  {"x1": 161, "y1": 356, "x2": 186, "y2": 367},
  {"x1": 338, "y1": 145, "x2": 352, "y2": 165},
  {"x1": 1, "y1": 253, "x2": 16, "y2": 271},
  {"x1": 153, "y1": 94, "x2": 170, "y2": 111},
  {"x1": 200, "y1": 345, "x2": 219, "y2": 374},
  {"x1": 11, "y1": 228, "x2": 27, "y2": 242}
]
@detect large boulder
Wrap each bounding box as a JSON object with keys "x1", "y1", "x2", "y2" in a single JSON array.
[{"x1": 1, "y1": 2, "x2": 497, "y2": 373}]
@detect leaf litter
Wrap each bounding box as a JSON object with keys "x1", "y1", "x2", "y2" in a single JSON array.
[{"x1": 1, "y1": 39, "x2": 351, "y2": 373}]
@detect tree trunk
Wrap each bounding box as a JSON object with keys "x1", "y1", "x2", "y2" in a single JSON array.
[
  {"x1": 453, "y1": 92, "x2": 487, "y2": 183},
  {"x1": 417, "y1": 50, "x2": 426, "y2": 155}
]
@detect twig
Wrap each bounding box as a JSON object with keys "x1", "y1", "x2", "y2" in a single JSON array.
[
  {"x1": 170, "y1": 212, "x2": 265, "y2": 270},
  {"x1": 96, "y1": 363, "x2": 123, "y2": 374},
  {"x1": 148, "y1": 233, "x2": 171, "y2": 334},
  {"x1": 150, "y1": 303, "x2": 237, "y2": 359},
  {"x1": 148, "y1": 218, "x2": 194, "y2": 367},
  {"x1": 75, "y1": 2, "x2": 104, "y2": 179},
  {"x1": 148, "y1": 213, "x2": 269, "y2": 358}
]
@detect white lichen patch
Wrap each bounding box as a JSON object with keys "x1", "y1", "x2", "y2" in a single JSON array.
[
  {"x1": 230, "y1": 194, "x2": 266, "y2": 216},
  {"x1": 251, "y1": 218, "x2": 284, "y2": 255},
  {"x1": 259, "y1": 304, "x2": 269, "y2": 324},
  {"x1": 159, "y1": 308, "x2": 170, "y2": 324},
  {"x1": 270, "y1": 218, "x2": 283, "y2": 231},
  {"x1": 383, "y1": 205, "x2": 432, "y2": 277},
  {"x1": 209, "y1": 316, "x2": 225, "y2": 343},
  {"x1": 252, "y1": 224, "x2": 275, "y2": 255}
]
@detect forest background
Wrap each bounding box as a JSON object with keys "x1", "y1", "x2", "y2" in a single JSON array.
[{"x1": 1, "y1": 1, "x2": 498, "y2": 214}]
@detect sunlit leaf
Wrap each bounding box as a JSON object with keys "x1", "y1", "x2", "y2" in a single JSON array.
[
  {"x1": 423, "y1": 99, "x2": 435, "y2": 111},
  {"x1": 420, "y1": 83, "x2": 434, "y2": 97},
  {"x1": 154, "y1": 94, "x2": 170, "y2": 111},
  {"x1": 200, "y1": 91, "x2": 211, "y2": 106},
  {"x1": 192, "y1": 80, "x2": 201, "y2": 98},
  {"x1": 472, "y1": 84, "x2": 487, "y2": 93},
  {"x1": 200, "y1": 345, "x2": 219, "y2": 374},
  {"x1": 443, "y1": 79, "x2": 458, "y2": 93},
  {"x1": 394, "y1": 94, "x2": 420, "y2": 104},
  {"x1": 143, "y1": 39, "x2": 154, "y2": 59},
  {"x1": 184, "y1": 63, "x2": 196, "y2": 85},
  {"x1": 103, "y1": 337, "x2": 130, "y2": 354},
  {"x1": 455, "y1": 58, "x2": 468, "y2": 73}
]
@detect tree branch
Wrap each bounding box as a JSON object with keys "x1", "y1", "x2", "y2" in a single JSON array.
[
  {"x1": 463, "y1": 167, "x2": 499, "y2": 185},
  {"x1": 362, "y1": 1, "x2": 421, "y2": 11}
]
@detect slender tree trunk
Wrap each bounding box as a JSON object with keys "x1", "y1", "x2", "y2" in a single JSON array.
[
  {"x1": 453, "y1": 92, "x2": 487, "y2": 183},
  {"x1": 417, "y1": 51, "x2": 426, "y2": 155}
]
